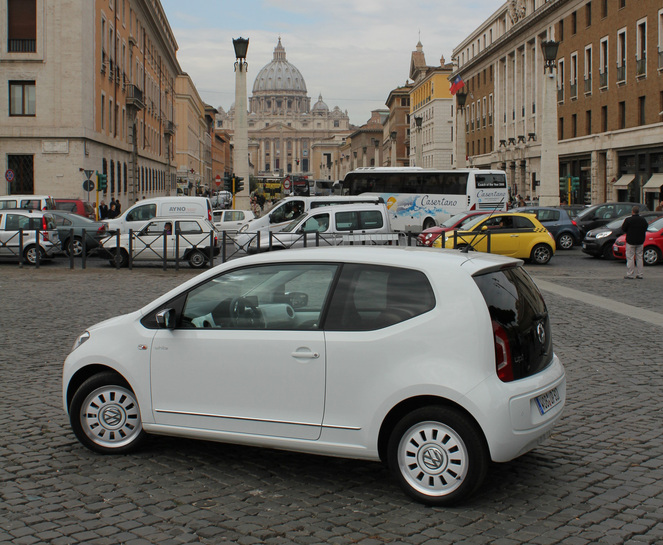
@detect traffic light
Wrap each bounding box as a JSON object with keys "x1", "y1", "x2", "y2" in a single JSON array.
[
  {"x1": 97, "y1": 172, "x2": 107, "y2": 191},
  {"x1": 223, "y1": 173, "x2": 232, "y2": 192},
  {"x1": 570, "y1": 176, "x2": 580, "y2": 191},
  {"x1": 234, "y1": 175, "x2": 244, "y2": 194}
]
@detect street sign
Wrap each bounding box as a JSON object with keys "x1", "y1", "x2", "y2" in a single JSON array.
[
  {"x1": 5, "y1": 169, "x2": 15, "y2": 183},
  {"x1": 84, "y1": 169, "x2": 94, "y2": 180},
  {"x1": 83, "y1": 179, "x2": 95, "y2": 192},
  {"x1": 283, "y1": 179, "x2": 291, "y2": 190},
  {"x1": 215, "y1": 175, "x2": 221, "y2": 187}
]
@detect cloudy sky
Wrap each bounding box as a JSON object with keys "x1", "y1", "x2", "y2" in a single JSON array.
[{"x1": 159, "y1": 0, "x2": 502, "y2": 126}]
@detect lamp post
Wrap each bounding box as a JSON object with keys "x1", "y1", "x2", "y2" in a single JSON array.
[
  {"x1": 233, "y1": 37, "x2": 249, "y2": 208},
  {"x1": 414, "y1": 115, "x2": 423, "y2": 167},
  {"x1": 390, "y1": 130, "x2": 397, "y2": 166},
  {"x1": 455, "y1": 88, "x2": 468, "y2": 168},
  {"x1": 539, "y1": 39, "x2": 560, "y2": 206}
]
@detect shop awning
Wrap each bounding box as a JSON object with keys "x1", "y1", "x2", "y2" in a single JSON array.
[
  {"x1": 642, "y1": 173, "x2": 663, "y2": 192},
  {"x1": 613, "y1": 174, "x2": 635, "y2": 187}
]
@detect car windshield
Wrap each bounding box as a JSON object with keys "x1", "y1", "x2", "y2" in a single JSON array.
[
  {"x1": 647, "y1": 217, "x2": 663, "y2": 232},
  {"x1": 606, "y1": 217, "x2": 626, "y2": 230},
  {"x1": 281, "y1": 216, "x2": 305, "y2": 233},
  {"x1": 462, "y1": 214, "x2": 490, "y2": 230},
  {"x1": 440, "y1": 212, "x2": 470, "y2": 228}
]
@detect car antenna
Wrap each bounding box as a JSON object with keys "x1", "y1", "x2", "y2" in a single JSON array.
[{"x1": 460, "y1": 195, "x2": 506, "y2": 253}]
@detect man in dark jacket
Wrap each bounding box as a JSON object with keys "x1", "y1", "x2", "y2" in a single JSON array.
[{"x1": 621, "y1": 206, "x2": 649, "y2": 279}]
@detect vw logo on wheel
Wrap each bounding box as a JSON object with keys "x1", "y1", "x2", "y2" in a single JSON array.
[
  {"x1": 101, "y1": 406, "x2": 124, "y2": 427},
  {"x1": 421, "y1": 446, "x2": 445, "y2": 471}
]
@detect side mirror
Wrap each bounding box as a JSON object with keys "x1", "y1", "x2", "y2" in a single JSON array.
[
  {"x1": 155, "y1": 308, "x2": 176, "y2": 329},
  {"x1": 481, "y1": 225, "x2": 488, "y2": 231}
]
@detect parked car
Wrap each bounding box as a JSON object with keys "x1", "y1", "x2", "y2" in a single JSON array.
[
  {"x1": 100, "y1": 216, "x2": 219, "y2": 268},
  {"x1": 49, "y1": 210, "x2": 109, "y2": 256},
  {"x1": 213, "y1": 209, "x2": 255, "y2": 233},
  {"x1": 0, "y1": 194, "x2": 56, "y2": 211},
  {"x1": 0, "y1": 209, "x2": 60, "y2": 264},
  {"x1": 416, "y1": 211, "x2": 490, "y2": 247},
  {"x1": 63, "y1": 246, "x2": 565, "y2": 506},
  {"x1": 582, "y1": 211, "x2": 663, "y2": 259},
  {"x1": 245, "y1": 203, "x2": 396, "y2": 252},
  {"x1": 557, "y1": 204, "x2": 587, "y2": 219},
  {"x1": 613, "y1": 216, "x2": 663, "y2": 265},
  {"x1": 574, "y1": 202, "x2": 648, "y2": 236},
  {"x1": 54, "y1": 199, "x2": 96, "y2": 219},
  {"x1": 511, "y1": 206, "x2": 582, "y2": 250},
  {"x1": 433, "y1": 212, "x2": 556, "y2": 264}
]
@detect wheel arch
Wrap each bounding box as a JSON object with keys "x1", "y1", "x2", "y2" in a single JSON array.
[
  {"x1": 66, "y1": 364, "x2": 130, "y2": 413},
  {"x1": 377, "y1": 395, "x2": 488, "y2": 463}
]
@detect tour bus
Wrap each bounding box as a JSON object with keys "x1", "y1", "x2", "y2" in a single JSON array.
[{"x1": 341, "y1": 167, "x2": 508, "y2": 232}]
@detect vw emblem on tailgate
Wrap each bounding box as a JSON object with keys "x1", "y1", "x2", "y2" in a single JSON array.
[{"x1": 536, "y1": 322, "x2": 546, "y2": 345}]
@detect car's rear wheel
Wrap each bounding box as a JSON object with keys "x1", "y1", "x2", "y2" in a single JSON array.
[
  {"x1": 109, "y1": 249, "x2": 129, "y2": 268},
  {"x1": 388, "y1": 406, "x2": 488, "y2": 506},
  {"x1": 188, "y1": 249, "x2": 207, "y2": 268},
  {"x1": 69, "y1": 372, "x2": 145, "y2": 454},
  {"x1": 23, "y1": 245, "x2": 45, "y2": 265},
  {"x1": 531, "y1": 243, "x2": 553, "y2": 264},
  {"x1": 556, "y1": 232, "x2": 574, "y2": 250},
  {"x1": 643, "y1": 246, "x2": 661, "y2": 266},
  {"x1": 65, "y1": 236, "x2": 84, "y2": 257}
]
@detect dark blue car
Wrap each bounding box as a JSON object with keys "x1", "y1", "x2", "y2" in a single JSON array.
[{"x1": 511, "y1": 206, "x2": 582, "y2": 250}]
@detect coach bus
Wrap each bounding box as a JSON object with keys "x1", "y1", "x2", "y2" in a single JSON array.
[{"x1": 341, "y1": 167, "x2": 508, "y2": 232}]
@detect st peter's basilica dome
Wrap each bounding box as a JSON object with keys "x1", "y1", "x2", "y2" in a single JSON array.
[{"x1": 252, "y1": 38, "x2": 307, "y2": 94}]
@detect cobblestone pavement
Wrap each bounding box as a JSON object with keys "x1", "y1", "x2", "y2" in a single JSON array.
[{"x1": 2, "y1": 249, "x2": 663, "y2": 545}]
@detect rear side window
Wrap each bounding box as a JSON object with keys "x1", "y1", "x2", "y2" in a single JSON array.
[
  {"x1": 0, "y1": 200, "x2": 18, "y2": 209},
  {"x1": 325, "y1": 264, "x2": 435, "y2": 331},
  {"x1": 474, "y1": 267, "x2": 553, "y2": 380},
  {"x1": 335, "y1": 210, "x2": 384, "y2": 231}
]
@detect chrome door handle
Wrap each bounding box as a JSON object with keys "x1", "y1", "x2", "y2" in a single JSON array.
[{"x1": 291, "y1": 351, "x2": 319, "y2": 359}]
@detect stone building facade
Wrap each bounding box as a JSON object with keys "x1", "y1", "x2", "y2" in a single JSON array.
[
  {"x1": 1, "y1": 0, "x2": 181, "y2": 208},
  {"x1": 452, "y1": 0, "x2": 663, "y2": 206},
  {"x1": 215, "y1": 38, "x2": 352, "y2": 181}
]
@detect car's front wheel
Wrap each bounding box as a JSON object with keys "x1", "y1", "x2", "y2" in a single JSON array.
[
  {"x1": 531, "y1": 243, "x2": 553, "y2": 264},
  {"x1": 387, "y1": 406, "x2": 488, "y2": 506},
  {"x1": 64, "y1": 236, "x2": 84, "y2": 257},
  {"x1": 643, "y1": 246, "x2": 661, "y2": 266},
  {"x1": 23, "y1": 245, "x2": 45, "y2": 265},
  {"x1": 556, "y1": 232, "x2": 574, "y2": 250},
  {"x1": 69, "y1": 372, "x2": 145, "y2": 454},
  {"x1": 109, "y1": 249, "x2": 129, "y2": 268}
]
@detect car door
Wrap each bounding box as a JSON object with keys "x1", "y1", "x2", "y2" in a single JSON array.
[
  {"x1": 150, "y1": 262, "x2": 337, "y2": 440},
  {"x1": 535, "y1": 209, "x2": 561, "y2": 237},
  {"x1": 133, "y1": 220, "x2": 172, "y2": 261}
]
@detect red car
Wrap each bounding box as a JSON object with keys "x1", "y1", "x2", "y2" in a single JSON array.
[
  {"x1": 612, "y1": 217, "x2": 663, "y2": 265},
  {"x1": 417, "y1": 211, "x2": 491, "y2": 246}
]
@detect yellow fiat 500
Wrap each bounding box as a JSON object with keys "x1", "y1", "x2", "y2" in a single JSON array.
[{"x1": 433, "y1": 212, "x2": 556, "y2": 264}]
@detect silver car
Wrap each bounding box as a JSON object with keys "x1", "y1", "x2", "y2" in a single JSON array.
[{"x1": 0, "y1": 209, "x2": 60, "y2": 264}]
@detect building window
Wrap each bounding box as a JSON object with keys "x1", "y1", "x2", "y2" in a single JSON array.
[
  {"x1": 600, "y1": 37, "x2": 609, "y2": 87},
  {"x1": 559, "y1": 19, "x2": 564, "y2": 41},
  {"x1": 571, "y1": 114, "x2": 577, "y2": 138},
  {"x1": 9, "y1": 81, "x2": 36, "y2": 116},
  {"x1": 586, "y1": 2, "x2": 592, "y2": 27},
  {"x1": 7, "y1": 0, "x2": 36, "y2": 52},
  {"x1": 101, "y1": 94, "x2": 105, "y2": 130},
  {"x1": 572, "y1": 11, "x2": 577, "y2": 34},
  {"x1": 559, "y1": 117, "x2": 564, "y2": 140},
  {"x1": 639, "y1": 96, "x2": 646, "y2": 125},
  {"x1": 586, "y1": 110, "x2": 592, "y2": 134},
  {"x1": 601, "y1": 105, "x2": 608, "y2": 132},
  {"x1": 602, "y1": 0, "x2": 608, "y2": 18},
  {"x1": 619, "y1": 0, "x2": 625, "y2": 8},
  {"x1": 617, "y1": 29, "x2": 627, "y2": 82},
  {"x1": 636, "y1": 19, "x2": 647, "y2": 77},
  {"x1": 619, "y1": 101, "x2": 626, "y2": 129}
]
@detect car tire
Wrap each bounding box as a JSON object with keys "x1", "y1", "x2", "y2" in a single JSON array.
[
  {"x1": 109, "y1": 249, "x2": 129, "y2": 268},
  {"x1": 188, "y1": 249, "x2": 207, "y2": 268},
  {"x1": 69, "y1": 372, "x2": 146, "y2": 454},
  {"x1": 23, "y1": 245, "x2": 45, "y2": 265},
  {"x1": 556, "y1": 232, "x2": 574, "y2": 250},
  {"x1": 643, "y1": 246, "x2": 661, "y2": 266},
  {"x1": 387, "y1": 406, "x2": 488, "y2": 506},
  {"x1": 65, "y1": 236, "x2": 84, "y2": 257},
  {"x1": 531, "y1": 243, "x2": 553, "y2": 264}
]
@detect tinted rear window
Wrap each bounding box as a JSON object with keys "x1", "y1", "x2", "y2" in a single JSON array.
[{"x1": 474, "y1": 267, "x2": 553, "y2": 379}]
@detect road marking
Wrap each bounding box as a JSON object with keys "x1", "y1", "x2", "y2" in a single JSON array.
[{"x1": 532, "y1": 278, "x2": 663, "y2": 328}]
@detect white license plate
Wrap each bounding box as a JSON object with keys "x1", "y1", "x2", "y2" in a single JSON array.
[
  {"x1": 535, "y1": 387, "x2": 561, "y2": 415},
  {"x1": 582, "y1": 242, "x2": 586, "y2": 249}
]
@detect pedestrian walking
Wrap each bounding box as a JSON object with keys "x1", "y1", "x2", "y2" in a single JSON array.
[
  {"x1": 621, "y1": 206, "x2": 649, "y2": 279},
  {"x1": 99, "y1": 200, "x2": 108, "y2": 220}
]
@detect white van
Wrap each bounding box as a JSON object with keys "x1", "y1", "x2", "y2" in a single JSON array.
[
  {"x1": 105, "y1": 196, "x2": 212, "y2": 234},
  {"x1": 0, "y1": 195, "x2": 56, "y2": 211},
  {"x1": 245, "y1": 203, "x2": 398, "y2": 252},
  {"x1": 237, "y1": 195, "x2": 384, "y2": 236}
]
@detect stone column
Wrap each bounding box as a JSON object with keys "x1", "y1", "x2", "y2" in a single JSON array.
[{"x1": 539, "y1": 69, "x2": 560, "y2": 206}]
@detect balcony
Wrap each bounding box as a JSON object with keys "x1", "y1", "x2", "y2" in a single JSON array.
[
  {"x1": 584, "y1": 76, "x2": 592, "y2": 94},
  {"x1": 599, "y1": 70, "x2": 607, "y2": 89},
  {"x1": 570, "y1": 82, "x2": 577, "y2": 99},
  {"x1": 164, "y1": 120, "x2": 175, "y2": 136},
  {"x1": 125, "y1": 84, "x2": 144, "y2": 110},
  {"x1": 659, "y1": 50, "x2": 663, "y2": 69},
  {"x1": 8, "y1": 39, "x2": 36, "y2": 52},
  {"x1": 557, "y1": 85, "x2": 564, "y2": 103},
  {"x1": 616, "y1": 64, "x2": 626, "y2": 83},
  {"x1": 636, "y1": 56, "x2": 646, "y2": 77}
]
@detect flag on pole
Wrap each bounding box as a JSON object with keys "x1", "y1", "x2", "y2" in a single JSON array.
[{"x1": 450, "y1": 75, "x2": 465, "y2": 95}]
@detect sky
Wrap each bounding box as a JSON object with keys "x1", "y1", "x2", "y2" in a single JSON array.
[{"x1": 159, "y1": 0, "x2": 503, "y2": 126}]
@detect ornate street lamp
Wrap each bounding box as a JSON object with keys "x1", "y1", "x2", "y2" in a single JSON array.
[
  {"x1": 233, "y1": 37, "x2": 249, "y2": 63},
  {"x1": 456, "y1": 88, "x2": 468, "y2": 110},
  {"x1": 539, "y1": 38, "x2": 560, "y2": 206},
  {"x1": 233, "y1": 37, "x2": 250, "y2": 208},
  {"x1": 541, "y1": 40, "x2": 560, "y2": 73}
]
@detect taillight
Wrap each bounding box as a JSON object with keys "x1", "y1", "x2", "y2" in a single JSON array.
[
  {"x1": 493, "y1": 321, "x2": 514, "y2": 382},
  {"x1": 571, "y1": 220, "x2": 577, "y2": 226},
  {"x1": 97, "y1": 225, "x2": 107, "y2": 234},
  {"x1": 208, "y1": 207, "x2": 212, "y2": 221},
  {"x1": 41, "y1": 218, "x2": 50, "y2": 241},
  {"x1": 214, "y1": 235, "x2": 218, "y2": 246}
]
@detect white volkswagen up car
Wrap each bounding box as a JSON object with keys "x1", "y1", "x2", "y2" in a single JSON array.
[{"x1": 63, "y1": 246, "x2": 565, "y2": 506}]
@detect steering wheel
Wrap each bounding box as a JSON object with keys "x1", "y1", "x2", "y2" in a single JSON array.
[{"x1": 229, "y1": 296, "x2": 265, "y2": 328}]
